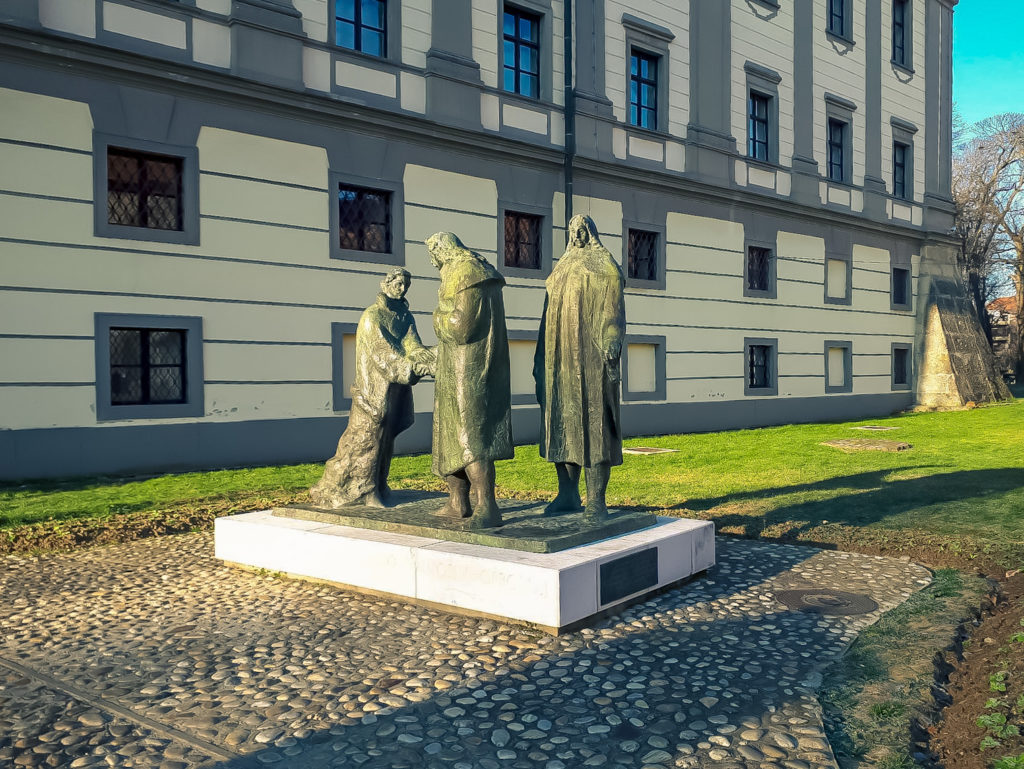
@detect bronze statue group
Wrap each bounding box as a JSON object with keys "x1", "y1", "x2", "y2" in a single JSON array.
[{"x1": 310, "y1": 214, "x2": 626, "y2": 530}]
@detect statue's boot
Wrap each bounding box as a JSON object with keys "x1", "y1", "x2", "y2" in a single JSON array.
[
  {"x1": 465, "y1": 461, "x2": 502, "y2": 529},
  {"x1": 544, "y1": 462, "x2": 583, "y2": 514},
  {"x1": 436, "y1": 473, "x2": 472, "y2": 519},
  {"x1": 583, "y1": 463, "x2": 611, "y2": 522},
  {"x1": 360, "y1": 490, "x2": 387, "y2": 508}
]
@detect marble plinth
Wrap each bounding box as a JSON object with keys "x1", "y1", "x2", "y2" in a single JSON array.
[{"x1": 215, "y1": 510, "x2": 715, "y2": 633}]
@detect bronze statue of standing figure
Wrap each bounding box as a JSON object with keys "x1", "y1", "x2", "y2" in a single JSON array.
[
  {"x1": 534, "y1": 214, "x2": 626, "y2": 521},
  {"x1": 426, "y1": 232, "x2": 514, "y2": 529}
]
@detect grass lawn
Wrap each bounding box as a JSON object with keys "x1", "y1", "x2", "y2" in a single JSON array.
[{"x1": 2, "y1": 398, "x2": 1022, "y2": 566}]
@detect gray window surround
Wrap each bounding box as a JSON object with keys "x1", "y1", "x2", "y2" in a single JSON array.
[
  {"x1": 622, "y1": 220, "x2": 667, "y2": 290},
  {"x1": 891, "y1": 342, "x2": 913, "y2": 391},
  {"x1": 891, "y1": 117, "x2": 918, "y2": 200},
  {"x1": 93, "y1": 133, "x2": 200, "y2": 246},
  {"x1": 331, "y1": 321, "x2": 359, "y2": 412},
  {"x1": 507, "y1": 329, "x2": 540, "y2": 405},
  {"x1": 890, "y1": 0, "x2": 915, "y2": 74},
  {"x1": 328, "y1": 170, "x2": 404, "y2": 266},
  {"x1": 743, "y1": 236, "x2": 778, "y2": 300},
  {"x1": 622, "y1": 14, "x2": 674, "y2": 136},
  {"x1": 743, "y1": 337, "x2": 778, "y2": 397},
  {"x1": 330, "y1": 0, "x2": 402, "y2": 63},
  {"x1": 823, "y1": 339, "x2": 853, "y2": 394},
  {"x1": 621, "y1": 334, "x2": 667, "y2": 402},
  {"x1": 498, "y1": 199, "x2": 553, "y2": 279},
  {"x1": 744, "y1": 61, "x2": 782, "y2": 166},
  {"x1": 890, "y1": 265, "x2": 912, "y2": 312},
  {"x1": 824, "y1": 93, "x2": 857, "y2": 186},
  {"x1": 94, "y1": 313, "x2": 204, "y2": 421},
  {"x1": 826, "y1": 0, "x2": 855, "y2": 45},
  {"x1": 501, "y1": 0, "x2": 554, "y2": 103},
  {"x1": 748, "y1": 0, "x2": 780, "y2": 10},
  {"x1": 824, "y1": 251, "x2": 853, "y2": 306}
]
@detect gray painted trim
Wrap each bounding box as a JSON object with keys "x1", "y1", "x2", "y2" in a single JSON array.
[
  {"x1": 328, "y1": 170, "x2": 405, "y2": 266},
  {"x1": 620, "y1": 13, "x2": 674, "y2": 42},
  {"x1": 890, "y1": 116, "x2": 919, "y2": 135},
  {"x1": 823, "y1": 339, "x2": 854, "y2": 393},
  {"x1": 824, "y1": 252, "x2": 853, "y2": 306},
  {"x1": 744, "y1": 63, "x2": 781, "y2": 165},
  {"x1": 507, "y1": 328, "x2": 539, "y2": 405},
  {"x1": 743, "y1": 337, "x2": 779, "y2": 397},
  {"x1": 890, "y1": 265, "x2": 913, "y2": 312},
  {"x1": 623, "y1": 19, "x2": 672, "y2": 134},
  {"x1": 622, "y1": 220, "x2": 667, "y2": 290},
  {"x1": 863, "y1": 0, "x2": 884, "y2": 197},
  {"x1": 824, "y1": 98, "x2": 855, "y2": 184},
  {"x1": 498, "y1": 199, "x2": 554, "y2": 279},
  {"x1": 92, "y1": 132, "x2": 200, "y2": 245},
  {"x1": 687, "y1": 0, "x2": 732, "y2": 141},
  {"x1": 790, "y1": 0, "x2": 819, "y2": 182},
  {"x1": 744, "y1": 61, "x2": 782, "y2": 85},
  {"x1": 891, "y1": 128, "x2": 916, "y2": 202},
  {"x1": 824, "y1": 92, "x2": 858, "y2": 112},
  {"x1": 747, "y1": 0, "x2": 780, "y2": 9},
  {"x1": 573, "y1": 0, "x2": 609, "y2": 110},
  {"x1": 330, "y1": 321, "x2": 357, "y2": 411},
  {"x1": 230, "y1": 0, "x2": 304, "y2": 90},
  {"x1": 94, "y1": 312, "x2": 205, "y2": 421},
  {"x1": 743, "y1": 234, "x2": 778, "y2": 300},
  {"x1": 891, "y1": 341, "x2": 913, "y2": 390},
  {"x1": 621, "y1": 334, "x2": 666, "y2": 402},
  {"x1": 924, "y1": 0, "x2": 940, "y2": 199}
]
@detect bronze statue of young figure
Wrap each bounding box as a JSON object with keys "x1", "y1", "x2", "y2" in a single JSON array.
[
  {"x1": 426, "y1": 232, "x2": 514, "y2": 529},
  {"x1": 310, "y1": 268, "x2": 434, "y2": 509},
  {"x1": 533, "y1": 214, "x2": 626, "y2": 521}
]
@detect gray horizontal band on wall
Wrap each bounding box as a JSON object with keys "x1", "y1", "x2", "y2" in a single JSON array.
[
  {"x1": 0, "y1": 393, "x2": 915, "y2": 480},
  {"x1": 625, "y1": 320, "x2": 914, "y2": 338},
  {"x1": 0, "y1": 188, "x2": 92, "y2": 205},
  {"x1": 0, "y1": 382, "x2": 93, "y2": 387},
  {"x1": 205, "y1": 339, "x2": 332, "y2": 346},
  {"x1": 200, "y1": 214, "x2": 329, "y2": 233},
  {"x1": 621, "y1": 289, "x2": 914, "y2": 317},
  {"x1": 0, "y1": 137, "x2": 92, "y2": 156},
  {"x1": 200, "y1": 170, "x2": 327, "y2": 193},
  {"x1": 204, "y1": 380, "x2": 331, "y2": 385},
  {"x1": 0, "y1": 333, "x2": 93, "y2": 340},
  {"x1": 666, "y1": 240, "x2": 743, "y2": 254}
]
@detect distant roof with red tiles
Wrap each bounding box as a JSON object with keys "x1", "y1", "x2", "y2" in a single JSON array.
[{"x1": 988, "y1": 296, "x2": 1018, "y2": 314}]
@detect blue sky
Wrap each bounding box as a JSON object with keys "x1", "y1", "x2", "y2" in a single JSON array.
[{"x1": 954, "y1": 0, "x2": 1024, "y2": 126}]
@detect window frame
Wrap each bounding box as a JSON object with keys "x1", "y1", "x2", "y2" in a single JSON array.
[
  {"x1": 331, "y1": 0, "x2": 399, "y2": 61},
  {"x1": 622, "y1": 14, "x2": 673, "y2": 135},
  {"x1": 628, "y1": 47, "x2": 660, "y2": 132},
  {"x1": 621, "y1": 334, "x2": 667, "y2": 402},
  {"x1": 502, "y1": 3, "x2": 542, "y2": 100},
  {"x1": 498, "y1": 200, "x2": 552, "y2": 279},
  {"x1": 744, "y1": 62, "x2": 782, "y2": 165},
  {"x1": 824, "y1": 339, "x2": 854, "y2": 394},
  {"x1": 331, "y1": 321, "x2": 359, "y2": 412},
  {"x1": 891, "y1": 118, "x2": 918, "y2": 201},
  {"x1": 891, "y1": 0, "x2": 914, "y2": 72},
  {"x1": 623, "y1": 220, "x2": 666, "y2": 290},
  {"x1": 743, "y1": 237, "x2": 777, "y2": 300},
  {"x1": 826, "y1": 0, "x2": 854, "y2": 43},
  {"x1": 824, "y1": 250, "x2": 853, "y2": 306},
  {"x1": 891, "y1": 265, "x2": 912, "y2": 311},
  {"x1": 507, "y1": 329, "x2": 541, "y2": 405},
  {"x1": 891, "y1": 342, "x2": 913, "y2": 391},
  {"x1": 328, "y1": 171, "x2": 404, "y2": 265},
  {"x1": 744, "y1": 337, "x2": 779, "y2": 397},
  {"x1": 824, "y1": 94, "x2": 856, "y2": 185},
  {"x1": 94, "y1": 313, "x2": 204, "y2": 421},
  {"x1": 93, "y1": 133, "x2": 200, "y2": 245}
]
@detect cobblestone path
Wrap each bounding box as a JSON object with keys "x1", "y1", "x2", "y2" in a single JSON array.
[{"x1": 0, "y1": 532, "x2": 931, "y2": 769}]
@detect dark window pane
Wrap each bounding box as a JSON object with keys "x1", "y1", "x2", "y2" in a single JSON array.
[
  {"x1": 894, "y1": 347, "x2": 909, "y2": 385},
  {"x1": 747, "y1": 247, "x2": 772, "y2": 292},
  {"x1": 109, "y1": 328, "x2": 186, "y2": 406},
  {"x1": 629, "y1": 50, "x2": 659, "y2": 129},
  {"x1": 748, "y1": 345, "x2": 772, "y2": 389},
  {"x1": 109, "y1": 329, "x2": 142, "y2": 366},
  {"x1": 827, "y1": 119, "x2": 846, "y2": 182},
  {"x1": 748, "y1": 92, "x2": 771, "y2": 161},
  {"x1": 503, "y1": 6, "x2": 541, "y2": 97},
  {"x1": 893, "y1": 267, "x2": 910, "y2": 306},
  {"x1": 504, "y1": 211, "x2": 542, "y2": 270},
  {"x1": 627, "y1": 229, "x2": 658, "y2": 282},
  {"x1": 338, "y1": 184, "x2": 392, "y2": 253},
  {"x1": 107, "y1": 148, "x2": 183, "y2": 231}
]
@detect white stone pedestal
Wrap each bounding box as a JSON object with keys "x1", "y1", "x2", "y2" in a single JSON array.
[{"x1": 215, "y1": 512, "x2": 715, "y2": 633}]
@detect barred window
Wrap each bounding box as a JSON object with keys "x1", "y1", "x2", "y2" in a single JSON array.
[
  {"x1": 629, "y1": 49, "x2": 658, "y2": 130},
  {"x1": 336, "y1": 0, "x2": 386, "y2": 57},
  {"x1": 748, "y1": 345, "x2": 772, "y2": 390},
  {"x1": 747, "y1": 246, "x2": 772, "y2": 292},
  {"x1": 504, "y1": 211, "x2": 542, "y2": 270},
  {"x1": 107, "y1": 148, "x2": 183, "y2": 231},
  {"x1": 748, "y1": 92, "x2": 770, "y2": 162},
  {"x1": 827, "y1": 119, "x2": 846, "y2": 182},
  {"x1": 337, "y1": 185, "x2": 392, "y2": 254},
  {"x1": 627, "y1": 229, "x2": 658, "y2": 282},
  {"x1": 109, "y1": 327, "x2": 187, "y2": 406},
  {"x1": 503, "y1": 5, "x2": 540, "y2": 98}
]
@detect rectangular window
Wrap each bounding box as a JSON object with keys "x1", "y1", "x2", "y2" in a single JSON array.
[
  {"x1": 627, "y1": 228, "x2": 658, "y2": 282},
  {"x1": 336, "y1": 0, "x2": 387, "y2": 57},
  {"x1": 109, "y1": 327, "x2": 187, "y2": 406},
  {"x1": 893, "y1": 346, "x2": 910, "y2": 387},
  {"x1": 828, "y1": 0, "x2": 846, "y2": 36},
  {"x1": 827, "y1": 119, "x2": 846, "y2": 182},
  {"x1": 748, "y1": 92, "x2": 770, "y2": 162},
  {"x1": 504, "y1": 211, "x2": 542, "y2": 270},
  {"x1": 629, "y1": 49, "x2": 658, "y2": 130},
  {"x1": 892, "y1": 267, "x2": 911, "y2": 307},
  {"x1": 893, "y1": 0, "x2": 907, "y2": 66},
  {"x1": 748, "y1": 345, "x2": 772, "y2": 390},
  {"x1": 746, "y1": 246, "x2": 772, "y2": 293},
  {"x1": 337, "y1": 184, "x2": 392, "y2": 254},
  {"x1": 893, "y1": 142, "x2": 909, "y2": 200},
  {"x1": 107, "y1": 148, "x2": 183, "y2": 231},
  {"x1": 503, "y1": 6, "x2": 540, "y2": 98}
]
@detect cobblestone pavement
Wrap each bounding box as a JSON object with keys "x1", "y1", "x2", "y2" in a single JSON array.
[{"x1": 0, "y1": 532, "x2": 932, "y2": 769}]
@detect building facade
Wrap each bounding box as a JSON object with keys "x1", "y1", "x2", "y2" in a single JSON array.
[{"x1": 0, "y1": 0, "x2": 959, "y2": 479}]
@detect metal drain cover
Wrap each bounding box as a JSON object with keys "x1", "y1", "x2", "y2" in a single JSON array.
[{"x1": 775, "y1": 589, "x2": 879, "y2": 616}]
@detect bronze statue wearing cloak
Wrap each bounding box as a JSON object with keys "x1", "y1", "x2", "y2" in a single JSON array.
[
  {"x1": 534, "y1": 214, "x2": 626, "y2": 520},
  {"x1": 310, "y1": 268, "x2": 434, "y2": 509},
  {"x1": 427, "y1": 231, "x2": 514, "y2": 529}
]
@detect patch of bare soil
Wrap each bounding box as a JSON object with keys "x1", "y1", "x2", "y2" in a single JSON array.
[{"x1": 932, "y1": 573, "x2": 1024, "y2": 769}]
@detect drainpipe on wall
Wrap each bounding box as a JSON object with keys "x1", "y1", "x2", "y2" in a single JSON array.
[{"x1": 563, "y1": 0, "x2": 575, "y2": 228}]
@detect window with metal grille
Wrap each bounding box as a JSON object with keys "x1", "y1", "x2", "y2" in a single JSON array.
[
  {"x1": 893, "y1": 346, "x2": 909, "y2": 386},
  {"x1": 827, "y1": 119, "x2": 846, "y2": 182},
  {"x1": 504, "y1": 211, "x2": 542, "y2": 270},
  {"x1": 828, "y1": 0, "x2": 846, "y2": 36},
  {"x1": 107, "y1": 148, "x2": 183, "y2": 231},
  {"x1": 892, "y1": 0, "x2": 907, "y2": 65},
  {"x1": 336, "y1": 0, "x2": 386, "y2": 56},
  {"x1": 748, "y1": 92, "x2": 770, "y2": 161},
  {"x1": 503, "y1": 6, "x2": 540, "y2": 98},
  {"x1": 747, "y1": 246, "x2": 772, "y2": 292},
  {"x1": 109, "y1": 327, "x2": 187, "y2": 406},
  {"x1": 892, "y1": 267, "x2": 910, "y2": 306},
  {"x1": 629, "y1": 49, "x2": 658, "y2": 130},
  {"x1": 626, "y1": 229, "x2": 658, "y2": 282},
  {"x1": 337, "y1": 185, "x2": 391, "y2": 254},
  {"x1": 893, "y1": 142, "x2": 909, "y2": 199},
  {"x1": 748, "y1": 345, "x2": 772, "y2": 389}
]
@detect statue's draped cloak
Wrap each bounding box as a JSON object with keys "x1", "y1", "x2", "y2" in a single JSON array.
[
  {"x1": 310, "y1": 293, "x2": 429, "y2": 507},
  {"x1": 534, "y1": 244, "x2": 626, "y2": 467},
  {"x1": 432, "y1": 256, "x2": 514, "y2": 477}
]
